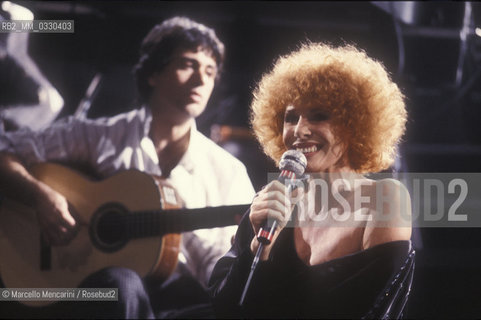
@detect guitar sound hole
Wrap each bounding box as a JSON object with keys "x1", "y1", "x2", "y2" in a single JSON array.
[
  {"x1": 96, "y1": 212, "x2": 126, "y2": 245},
  {"x1": 90, "y1": 203, "x2": 128, "y2": 252}
]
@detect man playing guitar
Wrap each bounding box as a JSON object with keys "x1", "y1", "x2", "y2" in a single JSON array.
[{"x1": 0, "y1": 16, "x2": 254, "y2": 318}]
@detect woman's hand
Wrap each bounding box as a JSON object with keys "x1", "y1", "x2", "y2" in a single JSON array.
[{"x1": 249, "y1": 180, "x2": 302, "y2": 260}]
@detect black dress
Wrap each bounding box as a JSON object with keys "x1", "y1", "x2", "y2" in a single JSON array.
[{"x1": 208, "y1": 210, "x2": 415, "y2": 319}]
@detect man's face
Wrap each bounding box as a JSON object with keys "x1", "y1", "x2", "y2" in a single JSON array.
[{"x1": 148, "y1": 48, "x2": 217, "y2": 119}]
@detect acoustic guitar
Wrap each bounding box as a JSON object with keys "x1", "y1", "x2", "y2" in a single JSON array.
[{"x1": 0, "y1": 162, "x2": 248, "y2": 306}]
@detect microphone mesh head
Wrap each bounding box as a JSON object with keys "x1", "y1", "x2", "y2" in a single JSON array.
[{"x1": 279, "y1": 150, "x2": 307, "y2": 176}]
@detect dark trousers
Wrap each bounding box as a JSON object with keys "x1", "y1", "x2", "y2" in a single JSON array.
[{"x1": 0, "y1": 267, "x2": 214, "y2": 319}]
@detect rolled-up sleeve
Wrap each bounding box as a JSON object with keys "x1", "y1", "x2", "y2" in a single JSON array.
[
  {"x1": 0, "y1": 112, "x2": 143, "y2": 174},
  {"x1": 0, "y1": 118, "x2": 93, "y2": 166}
]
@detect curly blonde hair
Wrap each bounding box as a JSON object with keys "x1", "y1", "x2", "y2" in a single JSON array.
[{"x1": 250, "y1": 42, "x2": 406, "y2": 173}]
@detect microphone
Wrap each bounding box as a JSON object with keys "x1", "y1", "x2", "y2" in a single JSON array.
[
  {"x1": 239, "y1": 150, "x2": 307, "y2": 306},
  {"x1": 256, "y1": 150, "x2": 307, "y2": 245}
]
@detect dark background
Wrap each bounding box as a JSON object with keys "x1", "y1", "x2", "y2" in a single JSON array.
[{"x1": 1, "y1": 1, "x2": 481, "y2": 318}]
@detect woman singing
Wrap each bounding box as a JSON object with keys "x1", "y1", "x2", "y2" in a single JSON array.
[{"x1": 209, "y1": 42, "x2": 414, "y2": 319}]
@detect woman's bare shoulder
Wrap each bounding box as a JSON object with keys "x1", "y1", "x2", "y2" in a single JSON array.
[{"x1": 362, "y1": 178, "x2": 412, "y2": 249}]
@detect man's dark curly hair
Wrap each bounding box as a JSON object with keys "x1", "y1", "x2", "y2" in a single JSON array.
[{"x1": 133, "y1": 16, "x2": 225, "y2": 103}]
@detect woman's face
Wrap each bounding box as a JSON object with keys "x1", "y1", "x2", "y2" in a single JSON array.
[{"x1": 282, "y1": 105, "x2": 346, "y2": 173}]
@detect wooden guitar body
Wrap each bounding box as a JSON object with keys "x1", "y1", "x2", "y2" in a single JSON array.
[{"x1": 0, "y1": 163, "x2": 182, "y2": 306}]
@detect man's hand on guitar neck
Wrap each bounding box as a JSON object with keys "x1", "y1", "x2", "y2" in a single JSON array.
[{"x1": 0, "y1": 152, "x2": 77, "y2": 246}]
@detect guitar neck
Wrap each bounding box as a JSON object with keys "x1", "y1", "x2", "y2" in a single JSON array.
[{"x1": 107, "y1": 204, "x2": 250, "y2": 240}]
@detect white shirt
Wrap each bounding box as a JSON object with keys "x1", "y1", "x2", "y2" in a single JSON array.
[{"x1": 0, "y1": 107, "x2": 255, "y2": 285}]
